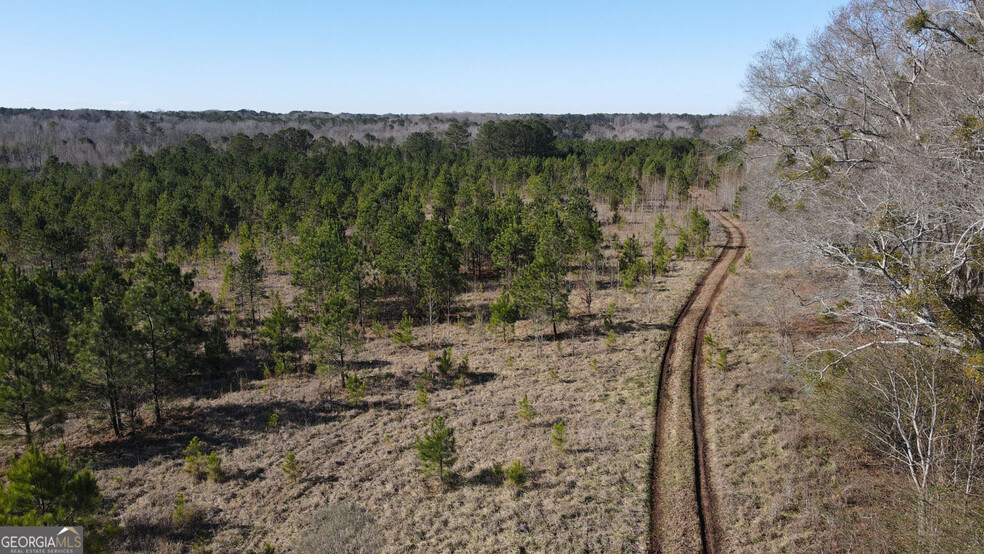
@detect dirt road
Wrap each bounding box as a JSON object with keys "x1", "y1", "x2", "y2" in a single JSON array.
[{"x1": 648, "y1": 213, "x2": 747, "y2": 553}]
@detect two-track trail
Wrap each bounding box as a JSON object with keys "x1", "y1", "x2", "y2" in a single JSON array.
[{"x1": 648, "y1": 212, "x2": 747, "y2": 553}]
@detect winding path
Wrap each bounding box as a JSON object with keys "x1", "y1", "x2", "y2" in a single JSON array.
[{"x1": 648, "y1": 212, "x2": 747, "y2": 553}]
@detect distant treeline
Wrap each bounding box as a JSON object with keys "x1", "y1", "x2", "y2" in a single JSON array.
[{"x1": 0, "y1": 107, "x2": 722, "y2": 167}]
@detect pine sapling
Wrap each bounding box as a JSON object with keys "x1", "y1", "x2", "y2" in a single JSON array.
[
  {"x1": 345, "y1": 373, "x2": 367, "y2": 406},
  {"x1": 393, "y1": 311, "x2": 415, "y2": 347},
  {"x1": 282, "y1": 451, "x2": 303, "y2": 483},
  {"x1": 415, "y1": 416, "x2": 456, "y2": 484},
  {"x1": 551, "y1": 421, "x2": 567, "y2": 451},
  {"x1": 173, "y1": 492, "x2": 196, "y2": 528},
  {"x1": 266, "y1": 412, "x2": 280, "y2": 431},
  {"x1": 504, "y1": 460, "x2": 527, "y2": 488},
  {"x1": 518, "y1": 394, "x2": 536, "y2": 425},
  {"x1": 436, "y1": 347, "x2": 454, "y2": 377},
  {"x1": 206, "y1": 451, "x2": 224, "y2": 483},
  {"x1": 415, "y1": 385, "x2": 429, "y2": 408},
  {"x1": 183, "y1": 437, "x2": 206, "y2": 481},
  {"x1": 605, "y1": 329, "x2": 617, "y2": 351}
]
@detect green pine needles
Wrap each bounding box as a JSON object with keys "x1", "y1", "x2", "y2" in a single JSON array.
[{"x1": 415, "y1": 415, "x2": 456, "y2": 484}]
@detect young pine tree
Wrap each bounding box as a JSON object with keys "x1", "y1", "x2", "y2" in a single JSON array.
[
  {"x1": 123, "y1": 251, "x2": 207, "y2": 425},
  {"x1": 488, "y1": 289, "x2": 519, "y2": 341},
  {"x1": 309, "y1": 291, "x2": 360, "y2": 388},
  {"x1": 415, "y1": 416, "x2": 456, "y2": 484},
  {"x1": 233, "y1": 240, "x2": 266, "y2": 350},
  {"x1": 260, "y1": 292, "x2": 302, "y2": 375}
]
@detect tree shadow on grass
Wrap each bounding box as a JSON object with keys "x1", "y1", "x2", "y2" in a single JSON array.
[{"x1": 74, "y1": 398, "x2": 341, "y2": 471}]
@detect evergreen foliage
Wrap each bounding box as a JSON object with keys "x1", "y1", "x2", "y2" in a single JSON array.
[{"x1": 415, "y1": 416, "x2": 456, "y2": 484}]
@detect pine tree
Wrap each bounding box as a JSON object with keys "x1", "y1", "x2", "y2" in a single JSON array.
[
  {"x1": 233, "y1": 239, "x2": 265, "y2": 350},
  {"x1": 124, "y1": 251, "x2": 206, "y2": 425},
  {"x1": 70, "y1": 297, "x2": 137, "y2": 438},
  {"x1": 260, "y1": 292, "x2": 302, "y2": 375},
  {"x1": 489, "y1": 289, "x2": 519, "y2": 341},
  {"x1": 417, "y1": 220, "x2": 465, "y2": 344},
  {"x1": 0, "y1": 265, "x2": 71, "y2": 443},
  {"x1": 415, "y1": 416, "x2": 457, "y2": 484},
  {"x1": 686, "y1": 207, "x2": 710, "y2": 251},
  {"x1": 309, "y1": 291, "x2": 360, "y2": 387},
  {"x1": 513, "y1": 252, "x2": 570, "y2": 342},
  {"x1": 0, "y1": 446, "x2": 101, "y2": 526}
]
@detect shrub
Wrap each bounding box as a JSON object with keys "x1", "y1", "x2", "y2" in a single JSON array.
[
  {"x1": 415, "y1": 416, "x2": 456, "y2": 483},
  {"x1": 518, "y1": 394, "x2": 536, "y2": 425},
  {"x1": 370, "y1": 321, "x2": 387, "y2": 338},
  {"x1": 551, "y1": 421, "x2": 567, "y2": 451},
  {"x1": 282, "y1": 451, "x2": 303, "y2": 483},
  {"x1": 266, "y1": 412, "x2": 280, "y2": 431},
  {"x1": 504, "y1": 460, "x2": 527, "y2": 488},
  {"x1": 173, "y1": 492, "x2": 196, "y2": 529},
  {"x1": 766, "y1": 193, "x2": 788, "y2": 213}
]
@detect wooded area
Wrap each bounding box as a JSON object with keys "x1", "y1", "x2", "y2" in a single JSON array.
[
  {"x1": 742, "y1": 0, "x2": 984, "y2": 548},
  {"x1": 0, "y1": 116, "x2": 724, "y2": 549}
]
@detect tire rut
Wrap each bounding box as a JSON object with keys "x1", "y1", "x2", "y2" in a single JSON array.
[{"x1": 648, "y1": 212, "x2": 746, "y2": 554}]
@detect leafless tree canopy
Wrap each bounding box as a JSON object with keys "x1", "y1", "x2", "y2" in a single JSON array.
[
  {"x1": 0, "y1": 108, "x2": 723, "y2": 167},
  {"x1": 743, "y1": 0, "x2": 984, "y2": 365}
]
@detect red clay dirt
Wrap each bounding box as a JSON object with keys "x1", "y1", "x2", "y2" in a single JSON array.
[{"x1": 649, "y1": 213, "x2": 747, "y2": 553}]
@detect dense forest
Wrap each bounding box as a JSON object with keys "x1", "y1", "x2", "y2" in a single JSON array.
[{"x1": 0, "y1": 118, "x2": 719, "y2": 544}]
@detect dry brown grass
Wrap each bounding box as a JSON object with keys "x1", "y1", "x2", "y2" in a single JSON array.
[
  {"x1": 39, "y1": 206, "x2": 718, "y2": 552},
  {"x1": 700, "y1": 248, "x2": 899, "y2": 552}
]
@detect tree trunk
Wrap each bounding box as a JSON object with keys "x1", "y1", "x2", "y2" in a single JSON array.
[{"x1": 151, "y1": 331, "x2": 162, "y2": 424}]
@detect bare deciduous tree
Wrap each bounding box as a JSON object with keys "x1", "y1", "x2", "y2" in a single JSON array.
[{"x1": 743, "y1": 0, "x2": 984, "y2": 370}]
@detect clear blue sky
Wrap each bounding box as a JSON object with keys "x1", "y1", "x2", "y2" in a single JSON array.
[{"x1": 1, "y1": 0, "x2": 845, "y2": 114}]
